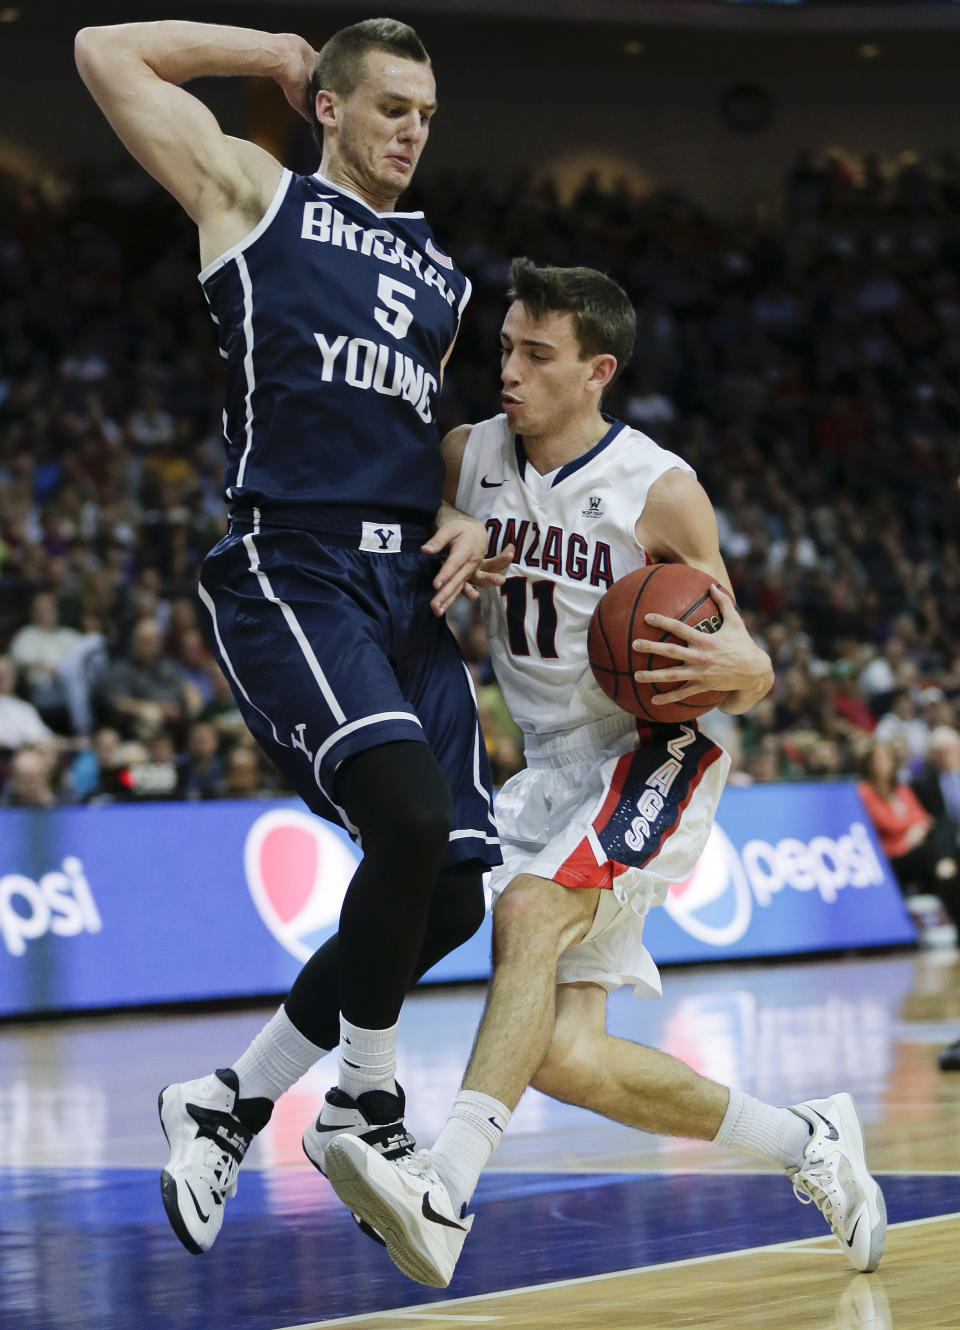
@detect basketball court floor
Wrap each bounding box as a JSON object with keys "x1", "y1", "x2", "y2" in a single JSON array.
[{"x1": 1, "y1": 948, "x2": 958, "y2": 1330}]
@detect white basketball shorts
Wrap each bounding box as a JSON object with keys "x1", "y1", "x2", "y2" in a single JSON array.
[{"x1": 490, "y1": 713, "x2": 729, "y2": 995}]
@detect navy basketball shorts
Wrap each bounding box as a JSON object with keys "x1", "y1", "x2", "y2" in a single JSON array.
[{"x1": 198, "y1": 509, "x2": 501, "y2": 871}]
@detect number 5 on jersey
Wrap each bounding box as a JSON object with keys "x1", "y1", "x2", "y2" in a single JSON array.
[{"x1": 375, "y1": 275, "x2": 416, "y2": 339}]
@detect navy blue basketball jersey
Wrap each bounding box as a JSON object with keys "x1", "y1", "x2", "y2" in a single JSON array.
[{"x1": 199, "y1": 170, "x2": 471, "y2": 522}]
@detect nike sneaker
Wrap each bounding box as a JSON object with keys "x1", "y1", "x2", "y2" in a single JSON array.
[
  {"x1": 787, "y1": 1092, "x2": 887, "y2": 1272},
  {"x1": 323, "y1": 1137, "x2": 472, "y2": 1287},
  {"x1": 303, "y1": 1084, "x2": 416, "y2": 1245},
  {"x1": 159, "y1": 1068, "x2": 269, "y2": 1255}
]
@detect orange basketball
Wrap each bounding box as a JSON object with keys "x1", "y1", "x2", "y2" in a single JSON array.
[{"x1": 588, "y1": 563, "x2": 727, "y2": 723}]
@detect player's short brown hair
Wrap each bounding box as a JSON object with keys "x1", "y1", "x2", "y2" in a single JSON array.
[
  {"x1": 507, "y1": 257, "x2": 636, "y2": 385},
  {"x1": 309, "y1": 18, "x2": 431, "y2": 152}
]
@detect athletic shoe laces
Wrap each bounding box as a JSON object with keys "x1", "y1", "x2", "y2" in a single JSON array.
[
  {"x1": 399, "y1": 1148, "x2": 442, "y2": 1185},
  {"x1": 791, "y1": 1153, "x2": 844, "y2": 1228},
  {"x1": 196, "y1": 1137, "x2": 241, "y2": 1203}
]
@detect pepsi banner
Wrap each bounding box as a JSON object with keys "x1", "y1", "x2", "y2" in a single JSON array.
[
  {"x1": 0, "y1": 783, "x2": 913, "y2": 1017},
  {"x1": 643, "y1": 782, "x2": 915, "y2": 963}
]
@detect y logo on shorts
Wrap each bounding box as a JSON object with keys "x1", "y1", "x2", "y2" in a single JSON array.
[{"x1": 361, "y1": 521, "x2": 402, "y2": 553}]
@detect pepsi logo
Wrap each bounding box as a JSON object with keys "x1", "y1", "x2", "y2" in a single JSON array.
[
  {"x1": 244, "y1": 810, "x2": 360, "y2": 961},
  {"x1": 663, "y1": 824, "x2": 753, "y2": 947},
  {"x1": 663, "y1": 819, "x2": 890, "y2": 948}
]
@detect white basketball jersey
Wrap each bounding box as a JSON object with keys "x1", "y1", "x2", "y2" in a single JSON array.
[{"x1": 457, "y1": 414, "x2": 695, "y2": 737}]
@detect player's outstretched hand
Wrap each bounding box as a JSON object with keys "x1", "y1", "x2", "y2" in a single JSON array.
[
  {"x1": 631, "y1": 583, "x2": 769, "y2": 705},
  {"x1": 424, "y1": 518, "x2": 510, "y2": 616}
]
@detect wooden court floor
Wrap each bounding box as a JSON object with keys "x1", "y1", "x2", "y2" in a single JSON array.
[{"x1": 1, "y1": 948, "x2": 958, "y2": 1330}]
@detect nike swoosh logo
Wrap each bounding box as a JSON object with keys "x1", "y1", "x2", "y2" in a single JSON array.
[
  {"x1": 812, "y1": 1110, "x2": 839, "y2": 1141},
  {"x1": 846, "y1": 1214, "x2": 862, "y2": 1248},
  {"x1": 421, "y1": 1192, "x2": 467, "y2": 1231},
  {"x1": 185, "y1": 1181, "x2": 210, "y2": 1224},
  {"x1": 488, "y1": 1116, "x2": 503, "y2": 1134},
  {"x1": 480, "y1": 476, "x2": 504, "y2": 488}
]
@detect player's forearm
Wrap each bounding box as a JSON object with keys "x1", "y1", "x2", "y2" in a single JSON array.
[
  {"x1": 75, "y1": 21, "x2": 309, "y2": 88},
  {"x1": 718, "y1": 654, "x2": 774, "y2": 716}
]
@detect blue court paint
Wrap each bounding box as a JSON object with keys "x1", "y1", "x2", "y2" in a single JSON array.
[{"x1": 1, "y1": 1168, "x2": 957, "y2": 1330}]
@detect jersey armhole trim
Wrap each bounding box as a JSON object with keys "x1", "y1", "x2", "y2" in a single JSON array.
[
  {"x1": 198, "y1": 168, "x2": 294, "y2": 285},
  {"x1": 458, "y1": 274, "x2": 473, "y2": 317}
]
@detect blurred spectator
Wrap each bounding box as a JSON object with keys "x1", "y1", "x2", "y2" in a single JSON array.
[
  {"x1": 177, "y1": 720, "x2": 224, "y2": 800},
  {"x1": 874, "y1": 687, "x2": 930, "y2": 766},
  {"x1": 54, "y1": 610, "x2": 109, "y2": 737},
  {"x1": 857, "y1": 737, "x2": 959, "y2": 923},
  {"x1": 65, "y1": 725, "x2": 123, "y2": 802},
  {"x1": 99, "y1": 618, "x2": 193, "y2": 741},
  {"x1": 0, "y1": 654, "x2": 55, "y2": 752},
  {"x1": 1, "y1": 747, "x2": 58, "y2": 808},
  {"x1": 172, "y1": 627, "x2": 217, "y2": 709},
  {"x1": 221, "y1": 745, "x2": 270, "y2": 799},
  {"x1": 9, "y1": 590, "x2": 81, "y2": 727},
  {"x1": 911, "y1": 725, "x2": 960, "y2": 841}
]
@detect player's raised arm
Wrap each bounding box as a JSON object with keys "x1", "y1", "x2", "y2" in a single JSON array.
[
  {"x1": 634, "y1": 467, "x2": 773, "y2": 714},
  {"x1": 74, "y1": 22, "x2": 316, "y2": 230}
]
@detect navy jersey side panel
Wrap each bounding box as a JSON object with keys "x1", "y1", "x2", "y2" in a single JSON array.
[{"x1": 199, "y1": 171, "x2": 470, "y2": 520}]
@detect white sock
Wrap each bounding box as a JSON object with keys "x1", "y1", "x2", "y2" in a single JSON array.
[
  {"x1": 430, "y1": 1090, "x2": 511, "y2": 1215},
  {"x1": 231, "y1": 1006, "x2": 329, "y2": 1103},
  {"x1": 338, "y1": 1016, "x2": 398, "y2": 1099},
  {"x1": 713, "y1": 1087, "x2": 812, "y2": 1168}
]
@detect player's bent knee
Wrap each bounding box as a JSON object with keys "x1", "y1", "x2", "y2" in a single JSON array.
[
  {"x1": 336, "y1": 741, "x2": 453, "y2": 861},
  {"x1": 492, "y1": 876, "x2": 572, "y2": 958},
  {"x1": 493, "y1": 874, "x2": 598, "y2": 960}
]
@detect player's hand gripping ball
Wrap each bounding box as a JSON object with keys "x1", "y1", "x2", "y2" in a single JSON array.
[{"x1": 588, "y1": 563, "x2": 727, "y2": 723}]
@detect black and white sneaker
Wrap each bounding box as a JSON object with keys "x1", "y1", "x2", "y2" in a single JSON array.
[
  {"x1": 302, "y1": 1084, "x2": 416, "y2": 1246},
  {"x1": 159, "y1": 1068, "x2": 268, "y2": 1254}
]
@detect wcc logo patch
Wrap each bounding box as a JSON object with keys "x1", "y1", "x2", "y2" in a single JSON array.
[
  {"x1": 244, "y1": 809, "x2": 360, "y2": 961},
  {"x1": 582, "y1": 496, "x2": 603, "y2": 520}
]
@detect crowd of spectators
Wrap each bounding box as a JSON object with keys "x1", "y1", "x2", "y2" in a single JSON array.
[{"x1": 3, "y1": 146, "x2": 960, "y2": 845}]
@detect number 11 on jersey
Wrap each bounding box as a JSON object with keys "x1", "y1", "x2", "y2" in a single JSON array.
[{"x1": 500, "y1": 577, "x2": 558, "y2": 658}]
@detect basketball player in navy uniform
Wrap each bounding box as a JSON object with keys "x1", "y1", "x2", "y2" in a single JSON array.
[
  {"x1": 76, "y1": 18, "x2": 507, "y2": 1254},
  {"x1": 322, "y1": 260, "x2": 888, "y2": 1287}
]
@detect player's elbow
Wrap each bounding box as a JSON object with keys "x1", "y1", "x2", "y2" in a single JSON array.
[
  {"x1": 75, "y1": 24, "x2": 135, "y2": 78},
  {"x1": 75, "y1": 26, "x2": 106, "y2": 64},
  {"x1": 75, "y1": 26, "x2": 114, "y2": 80}
]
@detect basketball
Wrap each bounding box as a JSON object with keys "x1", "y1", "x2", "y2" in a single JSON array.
[{"x1": 588, "y1": 563, "x2": 727, "y2": 724}]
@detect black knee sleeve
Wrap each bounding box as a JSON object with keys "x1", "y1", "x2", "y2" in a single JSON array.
[
  {"x1": 333, "y1": 741, "x2": 453, "y2": 1029},
  {"x1": 285, "y1": 859, "x2": 486, "y2": 1048},
  {"x1": 412, "y1": 860, "x2": 486, "y2": 980}
]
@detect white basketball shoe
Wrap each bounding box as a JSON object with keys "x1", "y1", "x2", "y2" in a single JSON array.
[
  {"x1": 787, "y1": 1092, "x2": 887, "y2": 1272},
  {"x1": 303, "y1": 1084, "x2": 416, "y2": 1245},
  {"x1": 302, "y1": 1084, "x2": 415, "y2": 1174},
  {"x1": 323, "y1": 1136, "x2": 473, "y2": 1287},
  {"x1": 159, "y1": 1069, "x2": 261, "y2": 1254}
]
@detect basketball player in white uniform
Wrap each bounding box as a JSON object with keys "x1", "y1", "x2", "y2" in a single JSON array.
[{"x1": 323, "y1": 259, "x2": 887, "y2": 1287}]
